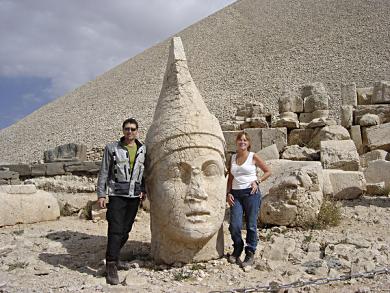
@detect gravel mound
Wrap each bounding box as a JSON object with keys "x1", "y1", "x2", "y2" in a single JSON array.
[{"x1": 1, "y1": 0, "x2": 390, "y2": 163}]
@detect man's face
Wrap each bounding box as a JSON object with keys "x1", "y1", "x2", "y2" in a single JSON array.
[
  {"x1": 122, "y1": 123, "x2": 138, "y2": 141},
  {"x1": 149, "y1": 148, "x2": 226, "y2": 242}
]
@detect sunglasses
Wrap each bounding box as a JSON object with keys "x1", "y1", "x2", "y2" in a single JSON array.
[{"x1": 124, "y1": 127, "x2": 137, "y2": 132}]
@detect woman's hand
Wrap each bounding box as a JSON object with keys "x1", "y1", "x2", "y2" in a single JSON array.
[
  {"x1": 226, "y1": 193, "x2": 235, "y2": 207},
  {"x1": 250, "y1": 181, "x2": 258, "y2": 194}
]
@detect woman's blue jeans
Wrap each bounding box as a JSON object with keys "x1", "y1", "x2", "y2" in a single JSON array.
[{"x1": 229, "y1": 188, "x2": 261, "y2": 254}]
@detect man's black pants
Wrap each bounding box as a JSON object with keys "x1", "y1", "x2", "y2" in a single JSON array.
[{"x1": 106, "y1": 196, "x2": 140, "y2": 262}]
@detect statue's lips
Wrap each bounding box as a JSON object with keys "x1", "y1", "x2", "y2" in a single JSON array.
[{"x1": 185, "y1": 210, "x2": 210, "y2": 223}]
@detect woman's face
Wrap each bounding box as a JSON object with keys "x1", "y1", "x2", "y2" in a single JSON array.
[
  {"x1": 236, "y1": 135, "x2": 250, "y2": 152},
  {"x1": 148, "y1": 148, "x2": 226, "y2": 242}
]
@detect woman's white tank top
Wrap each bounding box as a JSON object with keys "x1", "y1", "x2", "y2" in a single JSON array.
[{"x1": 231, "y1": 152, "x2": 257, "y2": 190}]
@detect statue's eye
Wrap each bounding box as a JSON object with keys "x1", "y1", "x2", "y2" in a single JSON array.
[
  {"x1": 203, "y1": 163, "x2": 221, "y2": 177},
  {"x1": 167, "y1": 166, "x2": 181, "y2": 179}
]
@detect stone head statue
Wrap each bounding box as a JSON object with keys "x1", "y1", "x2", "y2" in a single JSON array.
[{"x1": 145, "y1": 37, "x2": 226, "y2": 264}]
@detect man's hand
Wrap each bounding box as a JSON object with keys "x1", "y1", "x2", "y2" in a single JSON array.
[
  {"x1": 97, "y1": 197, "x2": 106, "y2": 209},
  {"x1": 226, "y1": 193, "x2": 235, "y2": 207},
  {"x1": 140, "y1": 192, "x2": 147, "y2": 201}
]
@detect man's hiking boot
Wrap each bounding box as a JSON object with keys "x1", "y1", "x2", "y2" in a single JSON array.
[
  {"x1": 106, "y1": 261, "x2": 119, "y2": 285},
  {"x1": 228, "y1": 246, "x2": 243, "y2": 264},
  {"x1": 241, "y1": 250, "x2": 255, "y2": 268}
]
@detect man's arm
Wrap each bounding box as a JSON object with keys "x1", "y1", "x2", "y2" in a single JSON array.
[{"x1": 97, "y1": 145, "x2": 111, "y2": 208}]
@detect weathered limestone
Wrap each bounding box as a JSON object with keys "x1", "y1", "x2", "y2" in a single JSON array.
[
  {"x1": 359, "y1": 113, "x2": 380, "y2": 127},
  {"x1": 273, "y1": 112, "x2": 300, "y2": 129},
  {"x1": 372, "y1": 81, "x2": 390, "y2": 104},
  {"x1": 357, "y1": 87, "x2": 373, "y2": 105},
  {"x1": 45, "y1": 162, "x2": 66, "y2": 176},
  {"x1": 366, "y1": 182, "x2": 387, "y2": 196},
  {"x1": 360, "y1": 150, "x2": 389, "y2": 168},
  {"x1": 0, "y1": 184, "x2": 37, "y2": 194},
  {"x1": 300, "y1": 82, "x2": 327, "y2": 98},
  {"x1": 366, "y1": 123, "x2": 390, "y2": 151},
  {"x1": 354, "y1": 104, "x2": 390, "y2": 125},
  {"x1": 145, "y1": 37, "x2": 226, "y2": 264},
  {"x1": 288, "y1": 129, "x2": 314, "y2": 147},
  {"x1": 44, "y1": 143, "x2": 87, "y2": 163},
  {"x1": 299, "y1": 113, "x2": 313, "y2": 123},
  {"x1": 259, "y1": 160, "x2": 323, "y2": 227},
  {"x1": 309, "y1": 125, "x2": 350, "y2": 149},
  {"x1": 281, "y1": 145, "x2": 319, "y2": 161},
  {"x1": 307, "y1": 118, "x2": 337, "y2": 129},
  {"x1": 350, "y1": 125, "x2": 364, "y2": 155},
  {"x1": 279, "y1": 92, "x2": 303, "y2": 113},
  {"x1": 223, "y1": 131, "x2": 241, "y2": 153},
  {"x1": 0, "y1": 186, "x2": 60, "y2": 227},
  {"x1": 0, "y1": 164, "x2": 31, "y2": 177},
  {"x1": 241, "y1": 116, "x2": 268, "y2": 129},
  {"x1": 63, "y1": 161, "x2": 101, "y2": 175},
  {"x1": 243, "y1": 128, "x2": 262, "y2": 153},
  {"x1": 364, "y1": 160, "x2": 390, "y2": 191},
  {"x1": 312, "y1": 110, "x2": 329, "y2": 119},
  {"x1": 256, "y1": 144, "x2": 279, "y2": 161},
  {"x1": 0, "y1": 169, "x2": 19, "y2": 185},
  {"x1": 325, "y1": 170, "x2": 366, "y2": 200},
  {"x1": 341, "y1": 82, "x2": 357, "y2": 107},
  {"x1": 304, "y1": 94, "x2": 329, "y2": 113},
  {"x1": 261, "y1": 128, "x2": 287, "y2": 152},
  {"x1": 341, "y1": 105, "x2": 353, "y2": 128},
  {"x1": 320, "y1": 140, "x2": 360, "y2": 171}
]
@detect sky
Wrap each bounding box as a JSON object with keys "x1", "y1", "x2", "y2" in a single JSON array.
[{"x1": 0, "y1": 0, "x2": 236, "y2": 130}]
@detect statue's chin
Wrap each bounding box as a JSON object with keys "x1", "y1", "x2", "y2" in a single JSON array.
[{"x1": 166, "y1": 224, "x2": 219, "y2": 243}]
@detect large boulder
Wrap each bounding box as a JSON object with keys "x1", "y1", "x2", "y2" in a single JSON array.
[
  {"x1": 304, "y1": 94, "x2": 329, "y2": 113},
  {"x1": 44, "y1": 143, "x2": 87, "y2": 163},
  {"x1": 256, "y1": 144, "x2": 279, "y2": 161},
  {"x1": 359, "y1": 113, "x2": 380, "y2": 127},
  {"x1": 360, "y1": 150, "x2": 389, "y2": 168},
  {"x1": 324, "y1": 170, "x2": 366, "y2": 200},
  {"x1": 366, "y1": 122, "x2": 390, "y2": 151},
  {"x1": 372, "y1": 81, "x2": 390, "y2": 104},
  {"x1": 0, "y1": 185, "x2": 60, "y2": 227},
  {"x1": 320, "y1": 140, "x2": 360, "y2": 171},
  {"x1": 259, "y1": 160, "x2": 323, "y2": 227},
  {"x1": 364, "y1": 160, "x2": 390, "y2": 191},
  {"x1": 281, "y1": 145, "x2": 319, "y2": 161},
  {"x1": 309, "y1": 125, "x2": 350, "y2": 149}
]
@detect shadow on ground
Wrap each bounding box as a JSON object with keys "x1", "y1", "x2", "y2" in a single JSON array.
[
  {"x1": 39, "y1": 230, "x2": 151, "y2": 276},
  {"x1": 342, "y1": 196, "x2": 390, "y2": 209}
]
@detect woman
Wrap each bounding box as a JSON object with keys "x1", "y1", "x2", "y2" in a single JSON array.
[{"x1": 226, "y1": 131, "x2": 271, "y2": 268}]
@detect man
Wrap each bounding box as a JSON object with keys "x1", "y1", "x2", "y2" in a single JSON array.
[{"x1": 97, "y1": 117, "x2": 146, "y2": 285}]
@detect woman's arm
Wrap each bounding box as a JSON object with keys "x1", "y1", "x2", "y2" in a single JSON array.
[{"x1": 253, "y1": 153, "x2": 272, "y2": 183}]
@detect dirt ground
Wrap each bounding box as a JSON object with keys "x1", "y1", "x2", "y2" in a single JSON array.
[{"x1": 0, "y1": 195, "x2": 389, "y2": 293}]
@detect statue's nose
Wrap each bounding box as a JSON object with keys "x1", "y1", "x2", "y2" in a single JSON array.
[{"x1": 185, "y1": 168, "x2": 208, "y2": 201}]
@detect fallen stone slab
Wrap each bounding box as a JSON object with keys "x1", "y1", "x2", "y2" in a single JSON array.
[
  {"x1": 281, "y1": 145, "x2": 319, "y2": 161},
  {"x1": 372, "y1": 81, "x2": 390, "y2": 104},
  {"x1": 366, "y1": 122, "x2": 390, "y2": 151},
  {"x1": 364, "y1": 160, "x2": 390, "y2": 190},
  {"x1": 256, "y1": 144, "x2": 279, "y2": 161},
  {"x1": 44, "y1": 143, "x2": 87, "y2": 163},
  {"x1": 0, "y1": 189, "x2": 60, "y2": 227},
  {"x1": 63, "y1": 161, "x2": 101, "y2": 175},
  {"x1": 354, "y1": 104, "x2": 390, "y2": 124},
  {"x1": 309, "y1": 125, "x2": 350, "y2": 150},
  {"x1": 359, "y1": 113, "x2": 380, "y2": 127},
  {"x1": 366, "y1": 182, "x2": 387, "y2": 196},
  {"x1": 304, "y1": 93, "x2": 329, "y2": 112},
  {"x1": 320, "y1": 140, "x2": 360, "y2": 171},
  {"x1": 0, "y1": 164, "x2": 31, "y2": 177},
  {"x1": 324, "y1": 170, "x2": 366, "y2": 200},
  {"x1": 360, "y1": 149, "x2": 389, "y2": 168},
  {"x1": 288, "y1": 128, "x2": 314, "y2": 146},
  {"x1": 307, "y1": 118, "x2": 337, "y2": 129},
  {"x1": 0, "y1": 184, "x2": 36, "y2": 194},
  {"x1": 261, "y1": 127, "x2": 287, "y2": 152},
  {"x1": 45, "y1": 162, "x2": 66, "y2": 176},
  {"x1": 357, "y1": 87, "x2": 373, "y2": 105}
]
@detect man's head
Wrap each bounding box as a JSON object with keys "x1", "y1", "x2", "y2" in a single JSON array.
[{"x1": 122, "y1": 118, "x2": 138, "y2": 142}]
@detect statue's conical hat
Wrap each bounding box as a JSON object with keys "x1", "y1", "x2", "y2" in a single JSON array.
[{"x1": 146, "y1": 37, "x2": 225, "y2": 171}]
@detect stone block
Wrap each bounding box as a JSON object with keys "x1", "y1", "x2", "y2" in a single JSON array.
[
  {"x1": 304, "y1": 94, "x2": 329, "y2": 113},
  {"x1": 341, "y1": 82, "x2": 357, "y2": 106},
  {"x1": 299, "y1": 113, "x2": 312, "y2": 123},
  {"x1": 279, "y1": 94, "x2": 303, "y2": 113},
  {"x1": 259, "y1": 160, "x2": 323, "y2": 227},
  {"x1": 281, "y1": 145, "x2": 319, "y2": 161},
  {"x1": 272, "y1": 117, "x2": 299, "y2": 129},
  {"x1": 0, "y1": 190, "x2": 60, "y2": 227},
  {"x1": 0, "y1": 170, "x2": 19, "y2": 180},
  {"x1": 261, "y1": 128, "x2": 287, "y2": 152},
  {"x1": 366, "y1": 122, "x2": 390, "y2": 151},
  {"x1": 45, "y1": 162, "x2": 66, "y2": 176},
  {"x1": 359, "y1": 113, "x2": 380, "y2": 127},
  {"x1": 312, "y1": 110, "x2": 329, "y2": 119},
  {"x1": 364, "y1": 160, "x2": 390, "y2": 190},
  {"x1": 341, "y1": 105, "x2": 353, "y2": 129},
  {"x1": 220, "y1": 121, "x2": 241, "y2": 131},
  {"x1": 350, "y1": 125, "x2": 363, "y2": 155},
  {"x1": 326, "y1": 170, "x2": 366, "y2": 199},
  {"x1": 240, "y1": 116, "x2": 268, "y2": 129},
  {"x1": 372, "y1": 81, "x2": 390, "y2": 104},
  {"x1": 0, "y1": 184, "x2": 37, "y2": 194},
  {"x1": 288, "y1": 129, "x2": 314, "y2": 146},
  {"x1": 357, "y1": 87, "x2": 373, "y2": 105},
  {"x1": 354, "y1": 104, "x2": 390, "y2": 124},
  {"x1": 44, "y1": 143, "x2": 87, "y2": 163},
  {"x1": 243, "y1": 128, "x2": 262, "y2": 153},
  {"x1": 0, "y1": 164, "x2": 31, "y2": 177},
  {"x1": 31, "y1": 164, "x2": 47, "y2": 177},
  {"x1": 360, "y1": 149, "x2": 389, "y2": 168},
  {"x1": 64, "y1": 161, "x2": 101, "y2": 175},
  {"x1": 366, "y1": 182, "x2": 387, "y2": 196},
  {"x1": 256, "y1": 144, "x2": 279, "y2": 161},
  {"x1": 307, "y1": 118, "x2": 337, "y2": 129},
  {"x1": 223, "y1": 131, "x2": 241, "y2": 153},
  {"x1": 309, "y1": 125, "x2": 350, "y2": 150},
  {"x1": 236, "y1": 102, "x2": 265, "y2": 118},
  {"x1": 320, "y1": 140, "x2": 360, "y2": 171},
  {"x1": 300, "y1": 82, "x2": 327, "y2": 98}
]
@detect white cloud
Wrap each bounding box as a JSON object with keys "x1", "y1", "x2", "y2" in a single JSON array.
[{"x1": 0, "y1": 0, "x2": 235, "y2": 97}]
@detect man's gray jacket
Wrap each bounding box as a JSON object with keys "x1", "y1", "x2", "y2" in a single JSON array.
[{"x1": 97, "y1": 137, "x2": 146, "y2": 198}]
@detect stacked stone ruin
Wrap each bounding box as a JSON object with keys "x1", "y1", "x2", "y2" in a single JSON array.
[{"x1": 222, "y1": 81, "x2": 390, "y2": 227}]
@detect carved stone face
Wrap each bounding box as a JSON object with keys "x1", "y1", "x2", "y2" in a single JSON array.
[{"x1": 149, "y1": 148, "x2": 226, "y2": 242}]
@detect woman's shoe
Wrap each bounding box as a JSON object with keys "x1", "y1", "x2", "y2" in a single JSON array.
[{"x1": 241, "y1": 251, "x2": 255, "y2": 268}]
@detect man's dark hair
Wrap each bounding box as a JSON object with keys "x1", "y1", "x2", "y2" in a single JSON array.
[{"x1": 122, "y1": 118, "x2": 138, "y2": 129}]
